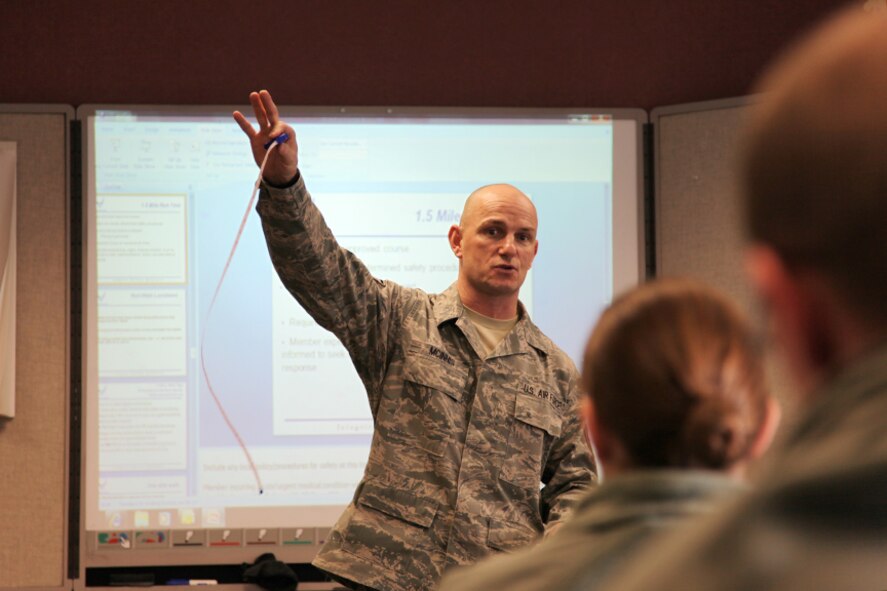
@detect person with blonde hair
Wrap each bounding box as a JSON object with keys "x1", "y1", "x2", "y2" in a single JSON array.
[{"x1": 438, "y1": 278, "x2": 779, "y2": 591}]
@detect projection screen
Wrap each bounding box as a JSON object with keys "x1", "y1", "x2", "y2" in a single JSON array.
[{"x1": 78, "y1": 104, "x2": 646, "y2": 567}]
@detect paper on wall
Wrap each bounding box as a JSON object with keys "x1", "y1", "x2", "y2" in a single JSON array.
[{"x1": 0, "y1": 142, "x2": 17, "y2": 419}]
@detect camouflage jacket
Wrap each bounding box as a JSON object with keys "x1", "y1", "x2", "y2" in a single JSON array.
[
  {"x1": 438, "y1": 470, "x2": 744, "y2": 591},
  {"x1": 256, "y1": 174, "x2": 597, "y2": 591}
]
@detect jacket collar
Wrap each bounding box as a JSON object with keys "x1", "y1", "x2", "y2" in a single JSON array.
[
  {"x1": 565, "y1": 470, "x2": 744, "y2": 534},
  {"x1": 772, "y1": 341, "x2": 887, "y2": 480},
  {"x1": 433, "y1": 283, "x2": 551, "y2": 357}
]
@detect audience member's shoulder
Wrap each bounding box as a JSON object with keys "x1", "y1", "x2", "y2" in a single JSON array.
[
  {"x1": 439, "y1": 533, "x2": 578, "y2": 591},
  {"x1": 598, "y1": 488, "x2": 764, "y2": 590}
]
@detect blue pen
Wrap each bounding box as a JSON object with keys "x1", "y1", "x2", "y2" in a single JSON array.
[{"x1": 263, "y1": 132, "x2": 289, "y2": 150}]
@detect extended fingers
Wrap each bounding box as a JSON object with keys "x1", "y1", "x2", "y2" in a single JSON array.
[
  {"x1": 258, "y1": 90, "x2": 280, "y2": 128},
  {"x1": 232, "y1": 110, "x2": 257, "y2": 138},
  {"x1": 250, "y1": 91, "x2": 270, "y2": 130},
  {"x1": 234, "y1": 90, "x2": 279, "y2": 137}
]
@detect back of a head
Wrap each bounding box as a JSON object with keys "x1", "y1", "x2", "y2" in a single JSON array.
[
  {"x1": 742, "y1": 9, "x2": 887, "y2": 331},
  {"x1": 583, "y1": 279, "x2": 769, "y2": 470}
]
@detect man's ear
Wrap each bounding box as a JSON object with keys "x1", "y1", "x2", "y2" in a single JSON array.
[
  {"x1": 748, "y1": 397, "x2": 781, "y2": 461},
  {"x1": 448, "y1": 225, "x2": 463, "y2": 258},
  {"x1": 745, "y1": 244, "x2": 833, "y2": 396}
]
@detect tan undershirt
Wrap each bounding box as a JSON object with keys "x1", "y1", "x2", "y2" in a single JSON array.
[{"x1": 462, "y1": 306, "x2": 518, "y2": 358}]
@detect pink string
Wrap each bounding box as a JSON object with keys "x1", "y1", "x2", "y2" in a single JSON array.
[{"x1": 199, "y1": 144, "x2": 280, "y2": 495}]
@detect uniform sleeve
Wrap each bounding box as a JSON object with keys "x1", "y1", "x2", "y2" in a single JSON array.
[
  {"x1": 540, "y1": 368, "x2": 598, "y2": 530},
  {"x1": 255, "y1": 174, "x2": 401, "y2": 414}
]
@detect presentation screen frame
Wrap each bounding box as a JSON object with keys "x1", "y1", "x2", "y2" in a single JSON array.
[{"x1": 76, "y1": 103, "x2": 647, "y2": 571}]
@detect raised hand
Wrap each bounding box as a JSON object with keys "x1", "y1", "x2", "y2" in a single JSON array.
[{"x1": 233, "y1": 90, "x2": 299, "y2": 186}]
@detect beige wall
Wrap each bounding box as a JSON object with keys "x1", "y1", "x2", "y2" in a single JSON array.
[
  {"x1": 0, "y1": 110, "x2": 70, "y2": 589},
  {"x1": 653, "y1": 98, "x2": 800, "y2": 432}
]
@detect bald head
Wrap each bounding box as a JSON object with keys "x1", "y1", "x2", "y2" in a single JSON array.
[
  {"x1": 460, "y1": 184, "x2": 538, "y2": 231},
  {"x1": 743, "y1": 9, "x2": 887, "y2": 328}
]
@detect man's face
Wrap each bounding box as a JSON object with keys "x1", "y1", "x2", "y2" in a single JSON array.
[{"x1": 450, "y1": 185, "x2": 539, "y2": 301}]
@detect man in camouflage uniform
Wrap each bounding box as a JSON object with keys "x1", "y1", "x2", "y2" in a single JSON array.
[
  {"x1": 605, "y1": 9, "x2": 887, "y2": 591},
  {"x1": 234, "y1": 91, "x2": 596, "y2": 591}
]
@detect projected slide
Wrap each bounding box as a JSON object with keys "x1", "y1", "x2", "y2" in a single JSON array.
[{"x1": 84, "y1": 108, "x2": 634, "y2": 533}]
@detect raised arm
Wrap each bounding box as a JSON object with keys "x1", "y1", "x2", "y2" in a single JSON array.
[{"x1": 234, "y1": 91, "x2": 402, "y2": 413}]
